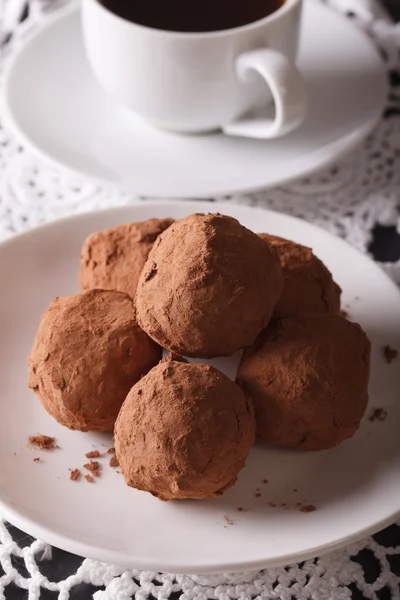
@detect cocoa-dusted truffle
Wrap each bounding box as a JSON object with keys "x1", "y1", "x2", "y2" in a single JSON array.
[
  {"x1": 28, "y1": 289, "x2": 161, "y2": 431},
  {"x1": 259, "y1": 234, "x2": 341, "y2": 318},
  {"x1": 115, "y1": 356, "x2": 255, "y2": 500},
  {"x1": 80, "y1": 218, "x2": 174, "y2": 299},
  {"x1": 136, "y1": 214, "x2": 283, "y2": 358},
  {"x1": 237, "y1": 314, "x2": 370, "y2": 450}
]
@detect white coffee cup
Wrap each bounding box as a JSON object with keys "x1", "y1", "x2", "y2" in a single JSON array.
[{"x1": 82, "y1": 0, "x2": 307, "y2": 139}]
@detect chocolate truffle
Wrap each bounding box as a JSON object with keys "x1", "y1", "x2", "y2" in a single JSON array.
[
  {"x1": 136, "y1": 214, "x2": 283, "y2": 358},
  {"x1": 237, "y1": 314, "x2": 370, "y2": 450},
  {"x1": 115, "y1": 357, "x2": 255, "y2": 500},
  {"x1": 79, "y1": 218, "x2": 174, "y2": 299},
  {"x1": 259, "y1": 234, "x2": 341, "y2": 318},
  {"x1": 28, "y1": 289, "x2": 161, "y2": 431}
]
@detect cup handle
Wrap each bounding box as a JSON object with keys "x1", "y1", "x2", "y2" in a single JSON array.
[{"x1": 222, "y1": 48, "x2": 307, "y2": 139}]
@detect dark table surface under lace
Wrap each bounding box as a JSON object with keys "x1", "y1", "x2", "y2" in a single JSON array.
[{"x1": 1, "y1": 519, "x2": 400, "y2": 600}]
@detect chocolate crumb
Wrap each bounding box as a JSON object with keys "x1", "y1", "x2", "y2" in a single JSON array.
[
  {"x1": 255, "y1": 492, "x2": 261, "y2": 498},
  {"x1": 109, "y1": 456, "x2": 119, "y2": 468},
  {"x1": 369, "y1": 408, "x2": 388, "y2": 422},
  {"x1": 83, "y1": 460, "x2": 100, "y2": 477},
  {"x1": 224, "y1": 515, "x2": 233, "y2": 525},
  {"x1": 28, "y1": 435, "x2": 56, "y2": 450},
  {"x1": 383, "y1": 345, "x2": 398, "y2": 364},
  {"x1": 262, "y1": 479, "x2": 268, "y2": 484},
  {"x1": 70, "y1": 469, "x2": 81, "y2": 481},
  {"x1": 33, "y1": 457, "x2": 40, "y2": 462},
  {"x1": 268, "y1": 502, "x2": 276, "y2": 508},
  {"x1": 293, "y1": 488, "x2": 298, "y2": 492},
  {"x1": 280, "y1": 503, "x2": 286, "y2": 508},
  {"x1": 237, "y1": 507, "x2": 244, "y2": 512},
  {"x1": 107, "y1": 447, "x2": 115, "y2": 454},
  {"x1": 85, "y1": 450, "x2": 100, "y2": 459},
  {"x1": 300, "y1": 505, "x2": 316, "y2": 513},
  {"x1": 85, "y1": 475, "x2": 93, "y2": 483},
  {"x1": 296, "y1": 502, "x2": 302, "y2": 507}
]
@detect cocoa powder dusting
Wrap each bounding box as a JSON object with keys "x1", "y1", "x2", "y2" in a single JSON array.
[
  {"x1": 79, "y1": 218, "x2": 174, "y2": 300},
  {"x1": 114, "y1": 357, "x2": 255, "y2": 501},
  {"x1": 109, "y1": 456, "x2": 119, "y2": 468},
  {"x1": 369, "y1": 408, "x2": 388, "y2": 422},
  {"x1": 383, "y1": 345, "x2": 398, "y2": 364},
  {"x1": 84, "y1": 460, "x2": 100, "y2": 477},
  {"x1": 136, "y1": 214, "x2": 283, "y2": 358},
  {"x1": 29, "y1": 435, "x2": 56, "y2": 450},
  {"x1": 85, "y1": 450, "x2": 100, "y2": 458},
  {"x1": 259, "y1": 233, "x2": 341, "y2": 318},
  {"x1": 28, "y1": 289, "x2": 161, "y2": 433},
  {"x1": 265, "y1": 501, "x2": 317, "y2": 512},
  {"x1": 237, "y1": 313, "x2": 370, "y2": 451},
  {"x1": 300, "y1": 505, "x2": 316, "y2": 513}
]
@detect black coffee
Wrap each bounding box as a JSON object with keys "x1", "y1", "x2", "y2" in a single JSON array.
[{"x1": 100, "y1": 0, "x2": 285, "y2": 32}]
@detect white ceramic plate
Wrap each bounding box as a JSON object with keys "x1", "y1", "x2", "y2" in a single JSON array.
[
  {"x1": 3, "y1": 1, "x2": 387, "y2": 198},
  {"x1": 0, "y1": 201, "x2": 399, "y2": 573}
]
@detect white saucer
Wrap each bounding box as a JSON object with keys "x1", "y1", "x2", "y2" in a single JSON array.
[
  {"x1": 4, "y1": 1, "x2": 387, "y2": 198},
  {"x1": 0, "y1": 201, "x2": 399, "y2": 573}
]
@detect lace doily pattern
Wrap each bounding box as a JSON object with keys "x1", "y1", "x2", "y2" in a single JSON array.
[
  {"x1": 0, "y1": 1, "x2": 400, "y2": 599},
  {"x1": 1, "y1": 519, "x2": 400, "y2": 600}
]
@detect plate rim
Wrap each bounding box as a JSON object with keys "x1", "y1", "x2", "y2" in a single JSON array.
[
  {"x1": 2, "y1": 2, "x2": 388, "y2": 198},
  {"x1": 0, "y1": 200, "x2": 399, "y2": 573},
  {"x1": 0, "y1": 499, "x2": 398, "y2": 573}
]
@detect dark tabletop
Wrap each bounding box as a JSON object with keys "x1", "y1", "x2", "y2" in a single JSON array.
[
  {"x1": 2, "y1": 520, "x2": 400, "y2": 600},
  {"x1": 381, "y1": 0, "x2": 400, "y2": 21}
]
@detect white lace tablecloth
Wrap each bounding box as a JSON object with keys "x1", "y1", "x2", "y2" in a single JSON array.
[{"x1": 0, "y1": 1, "x2": 399, "y2": 599}]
